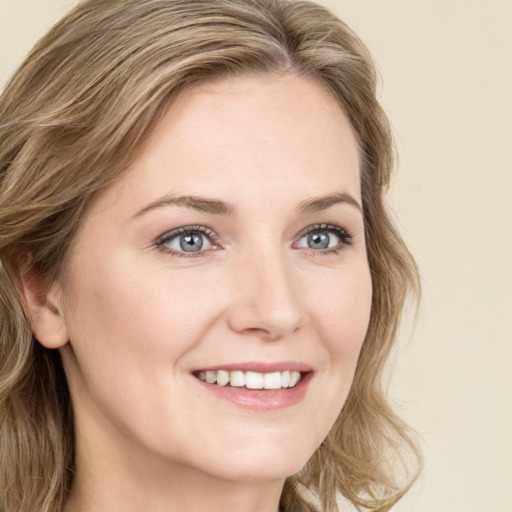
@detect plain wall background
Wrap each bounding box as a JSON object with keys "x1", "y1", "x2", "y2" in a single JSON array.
[{"x1": 1, "y1": 1, "x2": 511, "y2": 511}]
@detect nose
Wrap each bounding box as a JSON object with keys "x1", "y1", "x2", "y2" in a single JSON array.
[{"x1": 227, "y1": 250, "x2": 310, "y2": 341}]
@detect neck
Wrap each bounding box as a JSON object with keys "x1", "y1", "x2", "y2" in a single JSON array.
[
  {"x1": 66, "y1": 467, "x2": 284, "y2": 512},
  {"x1": 64, "y1": 423, "x2": 284, "y2": 512}
]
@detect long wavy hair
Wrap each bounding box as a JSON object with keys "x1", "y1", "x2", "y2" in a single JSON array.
[{"x1": 0, "y1": 1, "x2": 421, "y2": 511}]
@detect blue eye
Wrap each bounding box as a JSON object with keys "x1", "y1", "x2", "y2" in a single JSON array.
[
  {"x1": 296, "y1": 225, "x2": 352, "y2": 252},
  {"x1": 157, "y1": 226, "x2": 215, "y2": 254}
]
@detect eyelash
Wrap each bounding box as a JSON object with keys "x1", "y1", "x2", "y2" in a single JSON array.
[
  {"x1": 155, "y1": 223, "x2": 353, "y2": 257},
  {"x1": 294, "y1": 224, "x2": 353, "y2": 255},
  {"x1": 156, "y1": 225, "x2": 220, "y2": 258}
]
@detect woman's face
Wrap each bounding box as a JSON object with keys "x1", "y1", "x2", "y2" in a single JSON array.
[{"x1": 56, "y1": 74, "x2": 372, "y2": 482}]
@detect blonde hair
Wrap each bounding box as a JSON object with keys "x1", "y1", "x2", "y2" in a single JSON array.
[{"x1": 0, "y1": 1, "x2": 421, "y2": 511}]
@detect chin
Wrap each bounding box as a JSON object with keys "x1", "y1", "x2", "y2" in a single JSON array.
[
  {"x1": 205, "y1": 458, "x2": 309, "y2": 484},
  {"x1": 191, "y1": 437, "x2": 317, "y2": 483}
]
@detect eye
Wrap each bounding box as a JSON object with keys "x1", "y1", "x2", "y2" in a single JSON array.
[
  {"x1": 295, "y1": 224, "x2": 352, "y2": 252},
  {"x1": 156, "y1": 226, "x2": 218, "y2": 255}
]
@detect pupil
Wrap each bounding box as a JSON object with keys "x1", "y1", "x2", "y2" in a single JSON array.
[
  {"x1": 180, "y1": 233, "x2": 203, "y2": 252},
  {"x1": 308, "y1": 231, "x2": 329, "y2": 249}
]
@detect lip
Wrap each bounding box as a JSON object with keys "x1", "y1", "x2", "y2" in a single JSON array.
[
  {"x1": 191, "y1": 361, "x2": 314, "y2": 411},
  {"x1": 194, "y1": 361, "x2": 313, "y2": 373}
]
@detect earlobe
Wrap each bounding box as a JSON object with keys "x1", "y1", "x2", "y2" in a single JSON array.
[{"x1": 17, "y1": 257, "x2": 69, "y2": 349}]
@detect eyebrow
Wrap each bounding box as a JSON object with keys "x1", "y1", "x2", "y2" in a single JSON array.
[
  {"x1": 297, "y1": 192, "x2": 363, "y2": 215},
  {"x1": 130, "y1": 191, "x2": 362, "y2": 221},
  {"x1": 130, "y1": 194, "x2": 235, "y2": 220}
]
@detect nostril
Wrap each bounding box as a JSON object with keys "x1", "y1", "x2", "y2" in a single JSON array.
[{"x1": 227, "y1": 303, "x2": 307, "y2": 341}]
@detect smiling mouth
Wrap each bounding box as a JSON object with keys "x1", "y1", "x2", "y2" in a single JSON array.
[{"x1": 193, "y1": 370, "x2": 304, "y2": 390}]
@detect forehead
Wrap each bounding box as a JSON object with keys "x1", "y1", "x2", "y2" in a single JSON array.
[{"x1": 88, "y1": 73, "x2": 361, "y2": 219}]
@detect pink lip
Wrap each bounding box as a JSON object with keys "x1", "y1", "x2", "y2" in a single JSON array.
[
  {"x1": 194, "y1": 361, "x2": 313, "y2": 373},
  {"x1": 192, "y1": 362, "x2": 313, "y2": 411}
]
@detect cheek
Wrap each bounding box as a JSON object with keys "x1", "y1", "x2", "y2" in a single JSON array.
[
  {"x1": 66, "y1": 257, "x2": 212, "y2": 358},
  {"x1": 60, "y1": 256, "x2": 222, "y2": 445},
  {"x1": 281, "y1": 263, "x2": 372, "y2": 451},
  {"x1": 313, "y1": 264, "x2": 372, "y2": 355},
  {"x1": 312, "y1": 264, "x2": 371, "y2": 395}
]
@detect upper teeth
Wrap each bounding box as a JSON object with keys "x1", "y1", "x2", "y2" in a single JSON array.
[{"x1": 197, "y1": 370, "x2": 302, "y2": 389}]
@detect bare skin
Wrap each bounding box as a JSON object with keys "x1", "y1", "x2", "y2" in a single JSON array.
[{"x1": 23, "y1": 73, "x2": 371, "y2": 512}]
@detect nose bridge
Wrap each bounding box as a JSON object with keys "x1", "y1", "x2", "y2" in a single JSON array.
[{"x1": 227, "y1": 241, "x2": 308, "y2": 340}]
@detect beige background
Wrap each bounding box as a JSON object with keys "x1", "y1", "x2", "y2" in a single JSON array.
[{"x1": 1, "y1": 1, "x2": 511, "y2": 511}]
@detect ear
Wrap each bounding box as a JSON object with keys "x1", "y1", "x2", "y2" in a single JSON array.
[{"x1": 17, "y1": 257, "x2": 69, "y2": 349}]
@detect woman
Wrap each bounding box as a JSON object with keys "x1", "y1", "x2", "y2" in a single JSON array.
[{"x1": 0, "y1": 1, "x2": 421, "y2": 511}]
